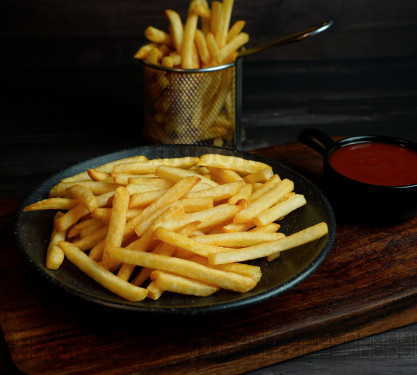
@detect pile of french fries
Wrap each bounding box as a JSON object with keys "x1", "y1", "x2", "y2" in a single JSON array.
[
  {"x1": 24, "y1": 154, "x2": 329, "y2": 302},
  {"x1": 135, "y1": 0, "x2": 248, "y2": 69},
  {"x1": 136, "y1": 0, "x2": 248, "y2": 146}
]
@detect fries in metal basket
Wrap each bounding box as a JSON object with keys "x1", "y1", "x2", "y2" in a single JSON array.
[{"x1": 23, "y1": 154, "x2": 329, "y2": 302}]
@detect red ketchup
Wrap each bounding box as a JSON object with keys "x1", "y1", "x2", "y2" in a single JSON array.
[{"x1": 329, "y1": 142, "x2": 417, "y2": 186}]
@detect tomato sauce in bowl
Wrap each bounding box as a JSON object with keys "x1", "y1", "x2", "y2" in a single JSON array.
[{"x1": 328, "y1": 142, "x2": 417, "y2": 187}]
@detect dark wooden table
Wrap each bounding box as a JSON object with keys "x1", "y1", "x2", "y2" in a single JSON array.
[{"x1": 1, "y1": 56, "x2": 417, "y2": 374}]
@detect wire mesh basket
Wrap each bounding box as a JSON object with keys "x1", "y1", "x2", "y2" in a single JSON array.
[{"x1": 141, "y1": 59, "x2": 242, "y2": 149}]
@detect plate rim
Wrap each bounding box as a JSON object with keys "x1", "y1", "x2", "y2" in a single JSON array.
[{"x1": 13, "y1": 144, "x2": 336, "y2": 316}]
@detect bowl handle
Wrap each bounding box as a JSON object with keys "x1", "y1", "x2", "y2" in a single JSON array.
[{"x1": 298, "y1": 128, "x2": 336, "y2": 155}]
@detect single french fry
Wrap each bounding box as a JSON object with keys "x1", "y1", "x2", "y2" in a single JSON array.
[
  {"x1": 182, "y1": 0, "x2": 203, "y2": 69},
  {"x1": 145, "y1": 26, "x2": 172, "y2": 45},
  {"x1": 206, "y1": 32, "x2": 221, "y2": 65},
  {"x1": 113, "y1": 157, "x2": 199, "y2": 174},
  {"x1": 250, "y1": 174, "x2": 281, "y2": 201},
  {"x1": 164, "y1": 9, "x2": 183, "y2": 52},
  {"x1": 169, "y1": 51, "x2": 182, "y2": 65},
  {"x1": 87, "y1": 169, "x2": 111, "y2": 181},
  {"x1": 107, "y1": 246, "x2": 257, "y2": 293},
  {"x1": 156, "y1": 165, "x2": 216, "y2": 187},
  {"x1": 193, "y1": 231, "x2": 285, "y2": 247},
  {"x1": 126, "y1": 184, "x2": 163, "y2": 195},
  {"x1": 233, "y1": 179, "x2": 294, "y2": 224},
  {"x1": 59, "y1": 241, "x2": 147, "y2": 302},
  {"x1": 161, "y1": 56, "x2": 175, "y2": 68},
  {"x1": 134, "y1": 43, "x2": 158, "y2": 60},
  {"x1": 208, "y1": 222, "x2": 329, "y2": 265},
  {"x1": 249, "y1": 223, "x2": 281, "y2": 233},
  {"x1": 66, "y1": 184, "x2": 99, "y2": 212},
  {"x1": 207, "y1": 167, "x2": 243, "y2": 184},
  {"x1": 222, "y1": 221, "x2": 254, "y2": 233},
  {"x1": 178, "y1": 196, "x2": 214, "y2": 212},
  {"x1": 45, "y1": 212, "x2": 66, "y2": 270},
  {"x1": 215, "y1": 0, "x2": 235, "y2": 48},
  {"x1": 216, "y1": 32, "x2": 249, "y2": 63},
  {"x1": 244, "y1": 168, "x2": 274, "y2": 184},
  {"x1": 101, "y1": 186, "x2": 131, "y2": 270},
  {"x1": 49, "y1": 181, "x2": 119, "y2": 198},
  {"x1": 145, "y1": 48, "x2": 161, "y2": 65},
  {"x1": 23, "y1": 198, "x2": 80, "y2": 212},
  {"x1": 195, "y1": 29, "x2": 211, "y2": 64},
  {"x1": 91, "y1": 208, "x2": 142, "y2": 224},
  {"x1": 151, "y1": 270, "x2": 219, "y2": 297},
  {"x1": 127, "y1": 177, "x2": 172, "y2": 188},
  {"x1": 253, "y1": 194, "x2": 307, "y2": 226},
  {"x1": 128, "y1": 189, "x2": 166, "y2": 208},
  {"x1": 198, "y1": 154, "x2": 271, "y2": 175},
  {"x1": 184, "y1": 180, "x2": 244, "y2": 201},
  {"x1": 210, "y1": 1, "x2": 222, "y2": 36},
  {"x1": 227, "y1": 20, "x2": 246, "y2": 42}
]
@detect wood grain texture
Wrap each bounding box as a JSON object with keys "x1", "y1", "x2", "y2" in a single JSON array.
[{"x1": 1, "y1": 144, "x2": 417, "y2": 374}]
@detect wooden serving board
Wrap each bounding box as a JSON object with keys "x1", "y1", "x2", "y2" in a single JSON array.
[{"x1": 2, "y1": 142, "x2": 417, "y2": 375}]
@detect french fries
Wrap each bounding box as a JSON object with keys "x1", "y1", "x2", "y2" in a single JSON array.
[
  {"x1": 23, "y1": 153, "x2": 329, "y2": 302},
  {"x1": 135, "y1": 0, "x2": 249, "y2": 146}
]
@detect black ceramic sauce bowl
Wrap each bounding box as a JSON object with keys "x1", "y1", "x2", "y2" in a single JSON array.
[{"x1": 298, "y1": 128, "x2": 417, "y2": 223}]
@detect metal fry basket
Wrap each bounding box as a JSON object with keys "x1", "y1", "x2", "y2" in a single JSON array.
[{"x1": 141, "y1": 59, "x2": 242, "y2": 149}]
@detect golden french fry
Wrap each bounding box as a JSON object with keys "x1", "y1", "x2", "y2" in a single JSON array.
[
  {"x1": 208, "y1": 222, "x2": 329, "y2": 265},
  {"x1": 90, "y1": 208, "x2": 142, "y2": 224},
  {"x1": 198, "y1": 154, "x2": 271, "y2": 175},
  {"x1": 249, "y1": 223, "x2": 281, "y2": 233},
  {"x1": 59, "y1": 241, "x2": 148, "y2": 302},
  {"x1": 72, "y1": 225, "x2": 109, "y2": 251},
  {"x1": 101, "y1": 186, "x2": 131, "y2": 270},
  {"x1": 205, "y1": 32, "x2": 221, "y2": 65},
  {"x1": 244, "y1": 168, "x2": 274, "y2": 184},
  {"x1": 161, "y1": 56, "x2": 175, "y2": 68},
  {"x1": 216, "y1": 32, "x2": 249, "y2": 63},
  {"x1": 128, "y1": 189, "x2": 167, "y2": 208},
  {"x1": 182, "y1": 0, "x2": 203, "y2": 69},
  {"x1": 66, "y1": 184, "x2": 99, "y2": 212},
  {"x1": 179, "y1": 196, "x2": 214, "y2": 212},
  {"x1": 49, "y1": 181, "x2": 118, "y2": 198},
  {"x1": 87, "y1": 169, "x2": 111, "y2": 181},
  {"x1": 68, "y1": 218, "x2": 102, "y2": 239},
  {"x1": 146, "y1": 281, "x2": 165, "y2": 300},
  {"x1": 113, "y1": 157, "x2": 199, "y2": 174},
  {"x1": 222, "y1": 221, "x2": 254, "y2": 233},
  {"x1": 151, "y1": 270, "x2": 219, "y2": 297},
  {"x1": 250, "y1": 174, "x2": 281, "y2": 200},
  {"x1": 195, "y1": 29, "x2": 211, "y2": 64},
  {"x1": 127, "y1": 177, "x2": 172, "y2": 188},
  {"x1": 193, "y1": 231, "x2": 285, "y2": 247},
  {"x1": 210, "y1": 1, "x2": 222, "y2": 36},
  {"x1": 253, "y1": 194, "x2": 307, "y2": 226},
  {"x1": 156, "y1": 165, "x2": 216, "y2": 187},
  {"x1": 134, "y1": 43, "x2": 158, "y2": 60},
  {"x1": 207, "y1": 167, "x2": 243, "y2": 184},
  {"x1": 107, "y1": 246, "x2": 257, "y2": 293},
  {"x1": 45, "y1": 212, "x2": 66, "y2": 270},
  {"x1": 215, "y1": 0, "x2": 235, "y2": 47},
  {"x1": 23, "y1": 198, "x2": 80, "y2": 212},
  {"x1": 184, "y1": 180, "x2": 244, "y2": 201},
  {"x1": 227, "y1": 20, "x2": 246, "y2": 42},
  {"x1": 145, "y1": 26, "x2": 172, "y2": 45},
  {"x1": 233, "y1": 179, "x2": 294, "y2": 224},
  {"x1": 164, "y1": 9, "x2": 183, "y2": 52}
]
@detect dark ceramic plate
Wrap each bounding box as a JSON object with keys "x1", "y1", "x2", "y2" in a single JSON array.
[{"x1": 14, "y1": 145, "x2": 336, "y2": 315}]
